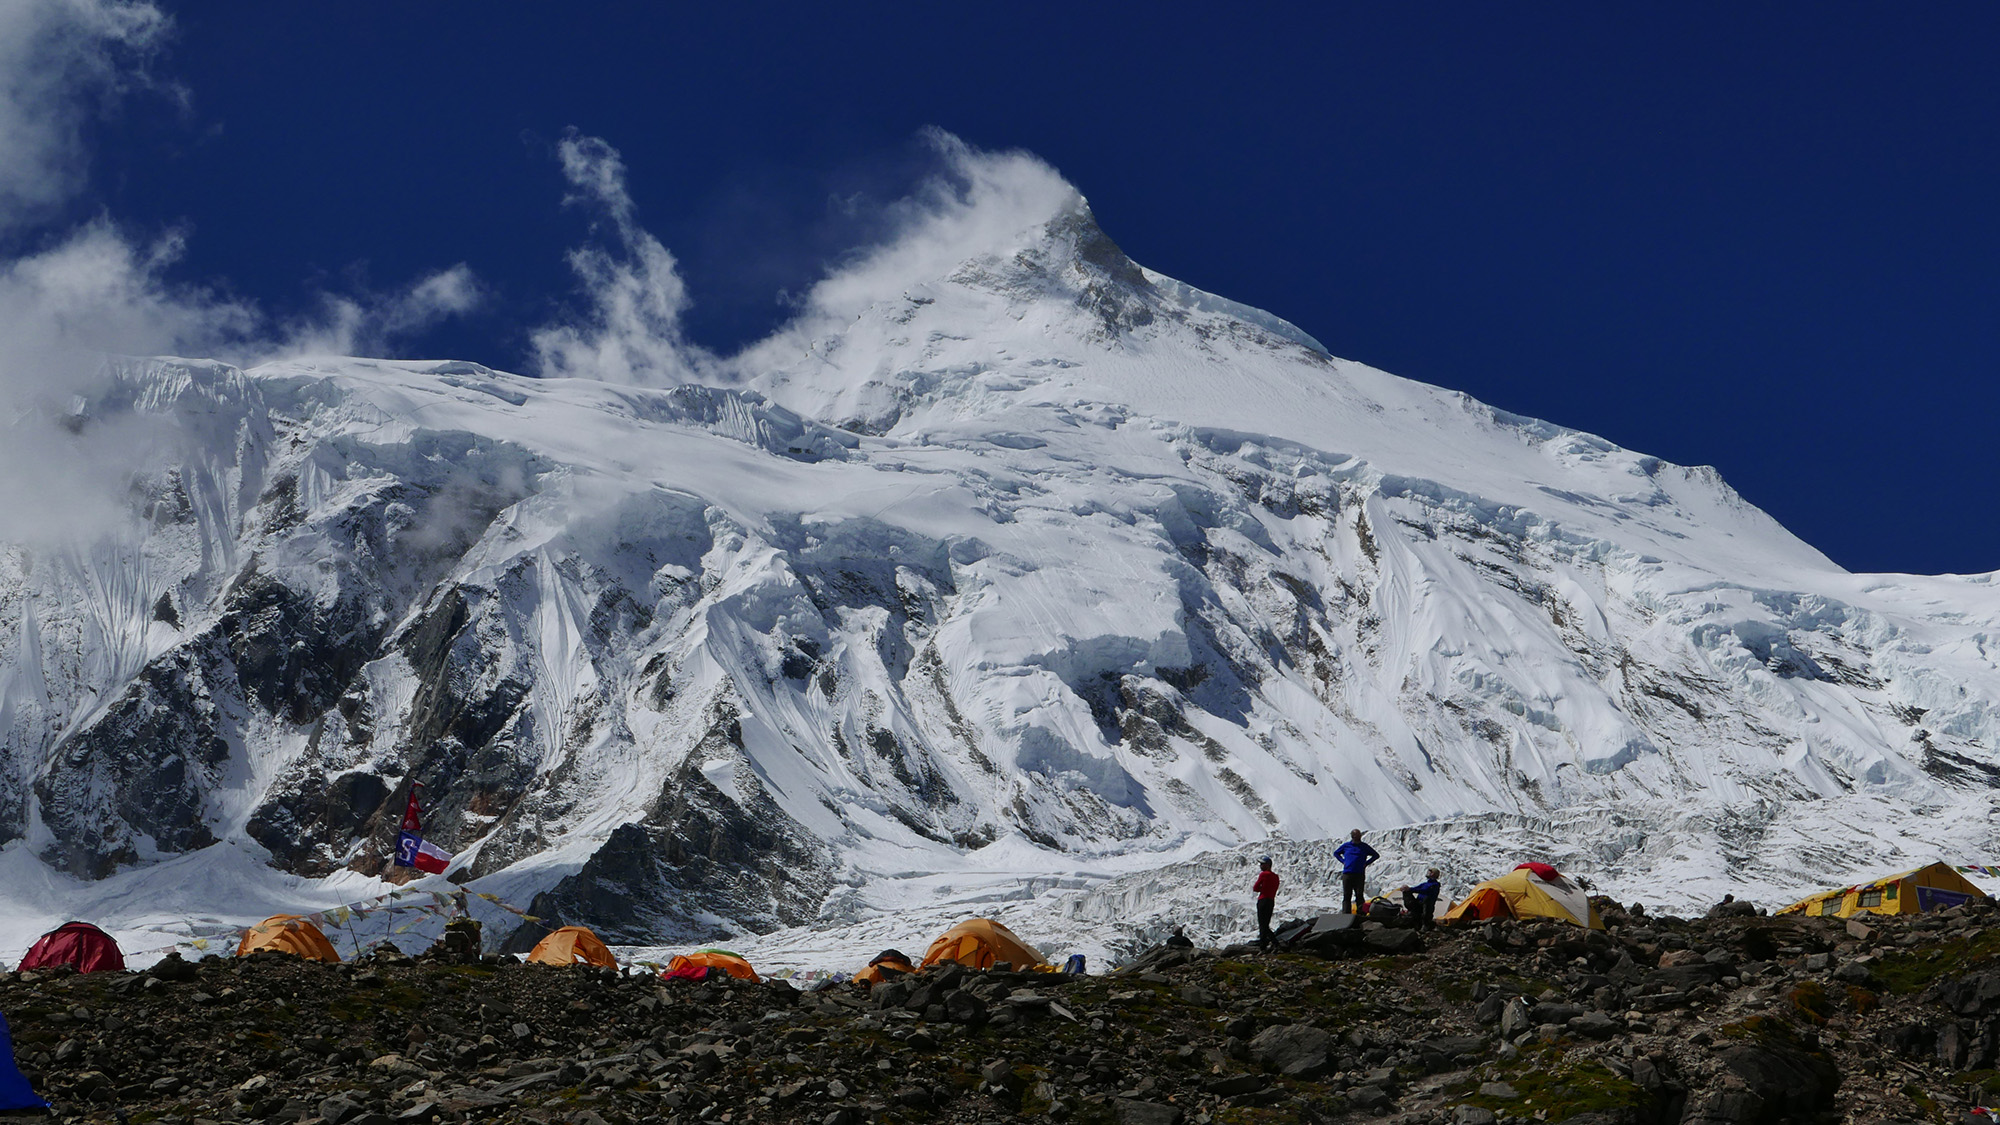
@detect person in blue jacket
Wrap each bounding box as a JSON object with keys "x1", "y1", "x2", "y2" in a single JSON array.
[
  {"x1": 1400, "y1": 868, "x2": 1442, "y2": 929},
  {"x1": 0, "y1": 1009, "x2": 48, "y2": 1112},
  {"x1": 1333, "y1": 828, "x2": 1379, "y2": 914}
]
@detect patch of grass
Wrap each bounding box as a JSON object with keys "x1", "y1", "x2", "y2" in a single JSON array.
[
  {"x1": 1432, "y1": 973, "x2": 1476, "y2": 1005},
  {"x1": 1457, "y1": 1047, "x2": 1651, "y2": 1121},
  {"x1": 1869, "y1": 927, "x2": 2000, "y2": 994},
  {"x1": 1958, "y1": 1069, "x2": 2000, "y2": 1097},
  {"x1": 1211, "y1": 960, "x2": 1274, "y2": 983},
  {"x1": 1719, "y1": 1014, "x2": 1796, "y2": 1043},
  {"x1": 326, "y1": 981, "x2": 427, "y2": 1022},
  {"x1": 1845, "y1": 985, "x2": 1879, "y2": 1014},
  {"x1": 1216, "y1": 1108, "x2": 1297, "y2": 1124},
  {"x1": 1786, "y1": 981, "x2": 1832, "y2": 1024},
  {"x1": 1360, "y1": 955, "x2": 1421, "y2": 972}
]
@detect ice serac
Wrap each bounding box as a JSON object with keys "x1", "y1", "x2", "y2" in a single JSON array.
[{"x1": 2, "y1": 202, "x2": 1998, "y2": 948}]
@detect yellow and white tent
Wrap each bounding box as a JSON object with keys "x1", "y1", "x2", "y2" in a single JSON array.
[
  {"x1": 1440, "y1": 862, "x2": 1602, "y2": 929},
  {"x1": 1776, "y1": 861, "x2": 1987, "y2": 919}
]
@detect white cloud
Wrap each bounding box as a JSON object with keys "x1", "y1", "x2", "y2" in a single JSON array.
[
  {"x1": 0, "y1": 218, "x2": 256, "y2": 543},
  {"x1": 0, "y1": 0, "x2": 482, "y2": 546},
  {"x1": 529, "y1": 128, "x2": 1083, "y2": 388},
  {"x1": 0, "y1": 0, "x2": 172, "y2": 235},
  {"x1": 788, "y1": 129, "x2": 1083, "y2": 327},
  {"x1": 530, "y1": 132, "x2": 707, "y2": 386},
  {"x1": 278, "y1": 263, "x2": 485, "y2": 359}
]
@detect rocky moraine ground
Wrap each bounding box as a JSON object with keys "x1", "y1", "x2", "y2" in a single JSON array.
[{"x1": 6, "y1": 900, "x2": 2000, "y2": 1125}]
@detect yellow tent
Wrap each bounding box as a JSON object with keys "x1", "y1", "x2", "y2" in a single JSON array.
[
  {"x1": 666, "y1": 950, "x2": 759, "y2": 982},
  {"x1": 525, "y1": 926, "x2": 617, "y2": 968},
  {"x1": 238, "y1": 914, "x2": 342, "y2": 962},
  {"x1": 920, "y1": 918, "x2": 1047, "y2": 971},
  {"x1": 1776, "y1": 862, "x2": 1987, "y2": 919},
  {"x1": 1440, "y1": 863, "x2": 1602, "y2": 930}
]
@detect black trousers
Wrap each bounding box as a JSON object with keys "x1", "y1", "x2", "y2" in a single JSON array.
[
  {"x1": 1402, "y1": 889, "x2": 1436, "y2": 928},
  {"x1": 1256, "y1": 897, "x2": 1275, "y2": 948},
  {"x1": 1342, "y1": 872, "x2": 1366, "y2": 913}
]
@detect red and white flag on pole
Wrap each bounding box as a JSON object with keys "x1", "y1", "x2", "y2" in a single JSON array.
[{"x1": 393, "y1": 784, "x2": 453, "y2": 875}]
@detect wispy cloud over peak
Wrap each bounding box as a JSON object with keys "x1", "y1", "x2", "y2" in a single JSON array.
[
  {"x1": 531, "y1": 131, "x2": 706, "y2": 386},
  {"x1": 796, "y1": 129, "x2": 1086, "y2": 326}
]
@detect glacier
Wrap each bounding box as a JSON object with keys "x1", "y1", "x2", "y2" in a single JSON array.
[{"x1": 2, "y1": 195, "x2": 1996, "y2": 970}]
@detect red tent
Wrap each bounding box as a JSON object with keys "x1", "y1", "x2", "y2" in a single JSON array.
[
  {"x1": 1514, "y1": 862, "x2": 1563, "y2": 882},
  {"x1": 18, "y1": 922, "x2": 125, "y2": 973}
]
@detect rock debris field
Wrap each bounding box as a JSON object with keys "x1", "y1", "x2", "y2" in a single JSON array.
[{"x1": 6, "y1": 900, "x2": 2000, "y2": 1125}]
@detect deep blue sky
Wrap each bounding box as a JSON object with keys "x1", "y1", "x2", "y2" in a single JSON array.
[{"x1": 70, "y1": 4, "x2": 2000, "y2": 576}]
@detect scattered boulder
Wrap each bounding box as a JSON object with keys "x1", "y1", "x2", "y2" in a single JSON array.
[{"x1": 1248, "y1": 1023, "x2": 1333, "y2": 1079}]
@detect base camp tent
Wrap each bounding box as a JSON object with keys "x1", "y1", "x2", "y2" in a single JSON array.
[
  {"x1": 665, "y1": 950, "x2": 759, "y2": 982},
  {"x1": 19, "y1": 921, "x2": 125, "y2": 973},
  {"x1": 1441, "y1": 862, "x2": 1602, "y2": 929},
  {"x1": 525, "y1": 926, "x2": 617, "y2": 968},
  {"x1": 852, "y1": 949, "x2": 917, "y2": 986},
  {"x1": 921, "y1": 918, "x2": 1047, "y2": 970},
  {"x1": 0, "y1": 1011, "x2": 48, "y2": 1112},
  {"x1": 1776, "y1": 862, "x2": 1988, "y2": 919},
  {"x1": 238, "y1": 915, "x2": 342, "y2": 962}
]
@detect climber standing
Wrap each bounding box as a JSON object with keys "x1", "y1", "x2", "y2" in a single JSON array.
[
  {"x1": 1252, "y1": 856, "x2": 1280, "y2": 950},
  {"x1": 1335, "y1": 829, "x2": 1379, "y2": 914}
]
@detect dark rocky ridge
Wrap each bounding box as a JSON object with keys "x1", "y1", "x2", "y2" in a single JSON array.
[{"x1": 6, "y1": 900, "x2": 1999, "y2": 1124}]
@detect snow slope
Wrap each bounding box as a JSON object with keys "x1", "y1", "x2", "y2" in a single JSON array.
[{"x1": 2, "y1": 198, "x2": 1996, "y2": 967}]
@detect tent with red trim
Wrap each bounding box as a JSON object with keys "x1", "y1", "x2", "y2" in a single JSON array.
[
  {"x1": 18, "y1": 922, "x2": 125, "y2": 973},
  {"x1": 1441, "y1": 862, "x2": 1601, "y2": 929}
]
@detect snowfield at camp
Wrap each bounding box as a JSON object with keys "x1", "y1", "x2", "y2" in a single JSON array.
[{"x1": 1, "y1": 178, "x2": 1997, "y2": 972}]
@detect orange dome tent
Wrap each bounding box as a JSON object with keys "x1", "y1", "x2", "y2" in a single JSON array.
[
  {"x1": 920, "y1": 918, "x2": 1047, "y2": 971},
  {"x1": 238, "y1": 915, "x2": 342, "y2": 962},
  {"x1": 852, "y1": 949, "x2": 916, "y2": 986},
  {"x1": 665, "y1": 950, "x2": 759, "y2": 982},
  {"x1": 525, "y1": 926, "x2": 617, "y2": 968}
]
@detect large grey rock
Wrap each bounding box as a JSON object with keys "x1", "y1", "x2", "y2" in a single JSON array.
[
  {"x1": 1679, "y1": 1041, "x2": 1839, "y2": 1123},
  {"x1": 1567, "y1": 1011, "x2": 1621, "y2": 1038},
  {"x1": 1362, "y1": 928, "x2": 1424, "y2": 953},
  {"x1": 1202, "y1": 1074, "x2": 1264, "y2": 1095},
  {"x1": 1928, "y1": 969, "x2": 2000, "y2": 1016},
  {"x1": 1498, "y1": 996, "x2": 1533, "y2": 1039},
  {"x1": 1473, "y1": 991, "x2": 1508, "y2": 1024},
  {"x1": 1248, "y1": 1023, "x2": 1333, "y2": 1079},
  {"x1": 1113, "y1": 1100, "x2": 1183, "y2": 1125},
  {"x1": 1347, "y1": 1084, "x2": 1392, "y2": 1111},
  {"x1": 319, "y1": 1094, "x2": 368, "y2": 1125},
  {"x1": 945, "y1": 989, "x2": 987, "y2": 1024},
  {"x1": 1530, "y1": 1001, "x2": 1585, "y2": 1025}
]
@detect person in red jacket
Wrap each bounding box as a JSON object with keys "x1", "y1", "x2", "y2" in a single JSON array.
[{"x1": 1252, "y1": 856, "x2": 1280, "y2": 950}]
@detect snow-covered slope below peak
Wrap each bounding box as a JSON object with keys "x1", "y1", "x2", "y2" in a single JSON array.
[
  {"x1": 730, "y1": 205, "x2": 1838, "y2": 585},
  {"x1": 1, "y1": 212, "x2": 1995, "y2": 958}
]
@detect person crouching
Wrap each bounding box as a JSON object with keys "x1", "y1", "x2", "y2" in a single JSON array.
[{"x1": 1400, "y1": 869, "x2": 1442, "y2": 929}]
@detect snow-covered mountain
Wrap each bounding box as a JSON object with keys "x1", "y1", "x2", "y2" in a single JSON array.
[{"x1": 3, "y1": 197, "x2": 1996, "y2": 963}]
